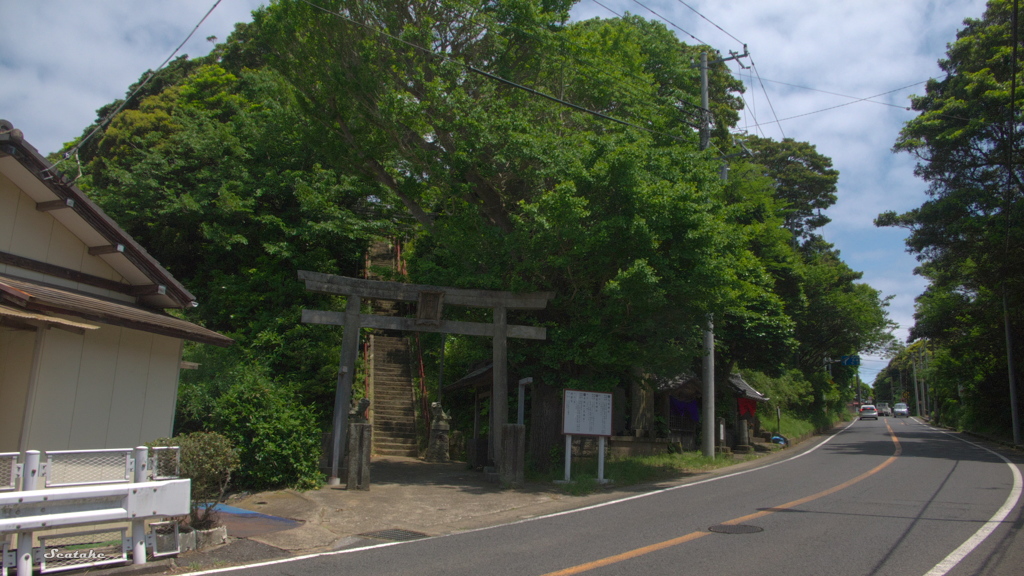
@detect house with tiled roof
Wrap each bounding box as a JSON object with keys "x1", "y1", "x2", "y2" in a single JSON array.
[{"x1": 0, "y1": 119, "x2": 232, "y2": 453}]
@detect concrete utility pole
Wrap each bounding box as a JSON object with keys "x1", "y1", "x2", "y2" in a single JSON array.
[
  {"x1": 698, "y1": 47, "x2": 748, "y2": 459},
  {"x1": 917, "y1": 348, "x2": 925, "y2": 414},
  {"x1": 1005, "y1": 0, "x2": 1021, "y2": 446}
]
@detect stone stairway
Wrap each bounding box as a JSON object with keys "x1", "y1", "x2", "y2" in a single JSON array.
[{"x1": 369, "y1": 334, "x2": 420, "y2": 457}]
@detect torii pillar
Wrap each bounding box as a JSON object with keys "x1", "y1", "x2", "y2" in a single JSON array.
[{"x1": 299, "y1": 271, "x2": 553, "y2": 483}]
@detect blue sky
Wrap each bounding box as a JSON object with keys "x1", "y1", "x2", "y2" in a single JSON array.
[{"x1": 0, "y1": 0, "x2": 992, "y2": 383}]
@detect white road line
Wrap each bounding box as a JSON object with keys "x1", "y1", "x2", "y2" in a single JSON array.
[
  {"x1": 921, "y1": 425, "x2": 1023, "y2": 576},
  {"x1": 174, "y1": 418, "x2": 889, "y2": 576}
]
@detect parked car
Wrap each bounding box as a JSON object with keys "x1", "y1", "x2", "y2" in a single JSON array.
[
  {"x1": 859, "y1": 404, "x2": 879, "y2": 420},
  {"x1": 876, "y1": 403, "x2": 892, "y2": 417},
  {"x1": 893, "y1": 403, "x2": 910, "y2": 417}
]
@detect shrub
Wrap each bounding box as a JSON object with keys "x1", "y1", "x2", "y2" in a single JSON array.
[
  {"x1": 212, "y1": 363, "x2": 324, "y2": 490},
  {"x1": 151, "y1": 432, "x2": 239, "y2": 530}
]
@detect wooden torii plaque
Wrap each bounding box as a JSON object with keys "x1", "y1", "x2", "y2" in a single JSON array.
[{"x1": 299, "y1": 270, "x2": 553, "y2": 483}]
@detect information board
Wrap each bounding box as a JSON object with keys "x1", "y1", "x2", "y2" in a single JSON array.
[{"x1": 562, "y1": 390, "x2": 613, "y2": 437}]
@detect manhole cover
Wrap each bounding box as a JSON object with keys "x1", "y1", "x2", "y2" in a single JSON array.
[
  {"x1": 358, "y1": 529, "x2": 431, "y2": 542},
  {"x1": 708, "y1": 524, "x2": 763, "y2": 534}
]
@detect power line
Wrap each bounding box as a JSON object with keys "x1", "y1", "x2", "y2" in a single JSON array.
[
  {"x1": 742, "y1": 81, "x2": 926, "y2": 131},
  {"x1": 756, "y1": 77, "x2": 924, "y2": 109},
  {"x1": 749, "y1": 58, "x2": 785, "y2": 140},
  {"x1": 674, "y1": 0, "x2": 745, "y2": 47},
  {"x1": 629, "y1": 0, "x2": 708, "y2": 45},
  {"x1": 55, "y1": 0, "x2": 225, "y2": 165}
]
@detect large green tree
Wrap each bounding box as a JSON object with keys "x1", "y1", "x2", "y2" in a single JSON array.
[
  {"x1": 252, "y1": 1, "x2": 755, "y2": 378},
  {"x1": 879, "y1": 0, "x2": 1023, "y2": 439}
]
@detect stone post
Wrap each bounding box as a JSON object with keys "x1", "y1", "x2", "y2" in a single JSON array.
[
  {"x1": 347, "y1": 422, "x2": 372, "y2": 490},
  {"x1": 426, "y1": 402, "x2": 451, "y2": 463},
  {"x1": 499, "y1": 423, "x2": 526, "y2": 487}
]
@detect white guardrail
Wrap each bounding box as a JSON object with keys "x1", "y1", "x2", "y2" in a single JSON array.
[{"x1": 0, "y1": 447, "x2": 190, "y2": 576}]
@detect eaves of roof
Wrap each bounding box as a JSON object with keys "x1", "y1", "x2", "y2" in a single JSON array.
[
  {"x1": 0, "y1": 273, "x2": 233, "y2": 348},
  {"x1": 0, "y1": 119, "x2": 196, "y2": 309}
]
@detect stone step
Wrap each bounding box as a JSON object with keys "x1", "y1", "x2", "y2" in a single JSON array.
[
  {"x1": 374, "y1": 447, "x2": 419, "y2": 457},
  {"x1": 373, "y1": 391, "x2": 414, "y2": 400},
  {"x1": 373, "y1": 408, "x2": 416, "y2": 417},
  {"x1": 374, "y1": 413, "x2": 417, "y2": 423},
  {"x1": 374, "y1": 422, "x2": 417, "y2": 430},
  {"x1": 374, "y1": 373, "x2": 412, "y2": 381},
  {"x1": 374, "y1": 436, "x2": 417, "y2": 447},
  {"x1": 374, "y1": 441, "x2": 418, "y2": 453},
  {"x1": 374, "y1": 388, "x2": 413, "y2": 396},
  {"x1": 372, "y1": 387, "x2": 413, "y2": 396},
  {"x1": 374, "y1": 439, "x2": 417, "y2": 448},
  {"x1": 372, "y1": 392, "x2": 413, "y2": 401},
  {"x1": 374, "y1": 411, "x2": 416, "y2": 420}
]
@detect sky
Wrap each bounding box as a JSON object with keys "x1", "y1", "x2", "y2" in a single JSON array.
[{"x1": 0, "y1": 0, "x2": 992, "y2": 383}]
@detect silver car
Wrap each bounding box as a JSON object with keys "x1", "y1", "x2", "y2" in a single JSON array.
[
  {"x1": 859, "y1": 404, "x2": 879, "y2": 420},
  {"x1": 893, "y1": 403, "x2": 910, "y2": 417}
]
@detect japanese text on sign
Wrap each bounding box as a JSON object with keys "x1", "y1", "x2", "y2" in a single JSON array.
[{"x1": 562, "y1": 390, "x2": 613, "y2": 437}]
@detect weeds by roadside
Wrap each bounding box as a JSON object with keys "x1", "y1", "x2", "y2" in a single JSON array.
[{"x1": 529, "y1": 450, "x2": 763, "y2": 496}]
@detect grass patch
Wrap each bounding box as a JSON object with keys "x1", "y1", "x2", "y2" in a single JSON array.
[
  {"x1": 530, "y1": 450, "x2": 760, "y2": 496},
  {"x1": 776, "y1": 412, "x2": 817, "y2": 440}
]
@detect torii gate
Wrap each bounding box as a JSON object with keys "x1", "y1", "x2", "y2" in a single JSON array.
[{"x1": 299, "y1": 270, "x2": 553, "y2": 483}]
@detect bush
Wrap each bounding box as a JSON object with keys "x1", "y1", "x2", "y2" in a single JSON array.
[
  {"x1": 151, "y1": 432, "x2": 239, "y2": 530},
  {"x1": 212, "y1": 363, "x2": 324, "y2": 490}
]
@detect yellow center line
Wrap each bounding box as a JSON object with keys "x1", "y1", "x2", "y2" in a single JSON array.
[{"x1": 541, "y1": 421, "x2": 903, "y2": 576}]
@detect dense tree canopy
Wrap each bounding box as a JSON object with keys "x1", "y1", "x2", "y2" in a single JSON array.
[
  {"x1": 879, "y1": 0, "x2": 1022, "y2": 439},
  {"x1": 66, "y1": 0, "x2": 897, "y2": 482}
]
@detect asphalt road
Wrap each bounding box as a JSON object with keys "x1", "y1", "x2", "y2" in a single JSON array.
[{"x1": 186, "y1": 418, "x2": 1023, "y2": 576}]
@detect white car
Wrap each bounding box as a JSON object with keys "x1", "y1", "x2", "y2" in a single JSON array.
[
  {"x1": 876, "y1": 403, "x2": 892, "y2": 417},
  {"x1": 859, "y1": 405, "x2": 879, "y2": 420}
]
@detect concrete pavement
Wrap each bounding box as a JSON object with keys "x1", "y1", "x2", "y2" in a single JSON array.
[{"x1": 134, "y1": 447, "x2": 803, "y2": 573}]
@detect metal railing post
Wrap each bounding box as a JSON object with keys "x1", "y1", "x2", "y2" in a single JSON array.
[
  {"x1": 131, "y1": 446, "x2": 148, "y2": 565},
  {"x1": 17, "y1": 451, "x2": 40, "y2": 576}
]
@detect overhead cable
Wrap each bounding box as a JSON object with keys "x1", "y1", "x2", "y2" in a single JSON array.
[
  {"x1": 674, "y1": 0, "x2": 745, "y2": 47},
  {"x1": 748, "y1": 82, "x2": 931, "y2": 130},
  {"x1": 749, "y1": 58, "x2": 786, "y2": 139},
  {"x1": 630, "y1": 0, "x2": 708, "y2": 45},
  {"x1": 55, "y1": 0, "x2": 225, "y2": 165}
]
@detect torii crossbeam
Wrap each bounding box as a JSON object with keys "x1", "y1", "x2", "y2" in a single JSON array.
[{"x1": 299, "y1": 270, "x2": 553, "y2": 483}]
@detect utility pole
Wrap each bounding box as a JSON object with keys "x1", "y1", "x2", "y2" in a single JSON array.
[
  {"x1": 1004, "y1": 0, "x2": 1021, "y2": 446},
  {"x1": 700, "y1": 51, "x2": 715, "y2": 459},
  {"x1": 699, "y1": 47, "x2": 748, "y2": 459},
  {"x1": 917, "y1": 348, "x2": 925, "y2": 414}
]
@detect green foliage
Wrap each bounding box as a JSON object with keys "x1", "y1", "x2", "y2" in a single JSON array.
[
  {"x1": 880, "y1": 0, "x2": 1022, "y2": 440},
  {"x1": 150, "y1": 432, "x2": 239, "y2": 530},
  {"x1": 69, "y1": 1, "x2": 902, "y2": 468},
  {"x1": 176, "y1": 349, "x2": 324, "y2": 491},
  {"x1": 743, "y1": 370, "x2": 814, "y2": 412},
  {"x1": 211, "y1": 364, "x2": 325, "y2": 490},
  {"x1": 744, "y1": 135, "x2": 839, "y2": 242},
  {"x1": 79, "y1": 62, "x2": 377, "y2": 412}
]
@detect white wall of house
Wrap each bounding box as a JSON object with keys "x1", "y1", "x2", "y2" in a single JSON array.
[
  {"x1": 24, "y1": 323, "x2": 183, "y2": 451},
  {"x1": 0, "y1": 320, "x2": 184, "y2": 452},
  {"x1": 0, "y1": 325, "x2": 36, "y2": 452},
  {"x1": 0, "y1": 170, "x2": 129, "y2": 302},
  {"x1": 0, "y1": 158, "x2": 188, "y2": 453}
]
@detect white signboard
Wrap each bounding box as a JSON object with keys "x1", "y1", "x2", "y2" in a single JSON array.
[{"x1": 562, "y1": 390, "x2": 613, "y2": 437}]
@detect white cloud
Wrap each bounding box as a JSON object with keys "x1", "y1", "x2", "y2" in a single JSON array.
[{"x1": 1, "y1": 0, "x2": 267, "y2": 155}]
